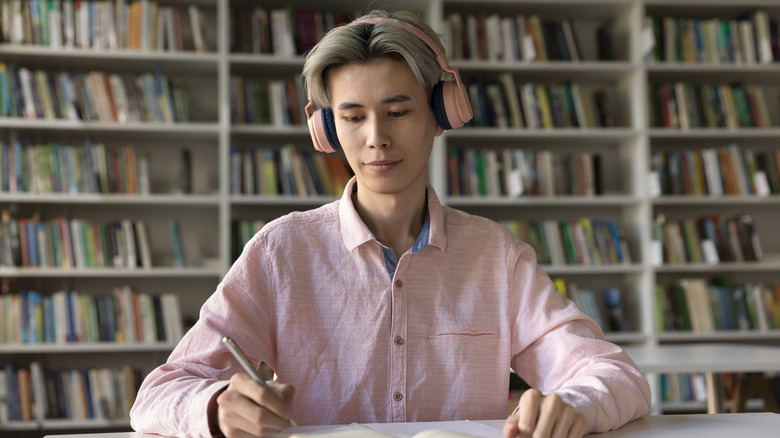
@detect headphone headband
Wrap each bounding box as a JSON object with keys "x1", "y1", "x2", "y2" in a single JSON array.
[{"x1": 353, "y1": 17, "x2": 450, "y2": 72}]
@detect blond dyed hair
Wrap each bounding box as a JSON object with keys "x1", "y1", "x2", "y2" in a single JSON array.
[{"x1": 302, "y1": 10, "x2": 444, "y2": 109}]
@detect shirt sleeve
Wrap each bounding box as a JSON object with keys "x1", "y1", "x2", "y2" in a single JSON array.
[
  {"x1": 130, "y1": 235, "x2": 277, "y2": 438},
  {"x1": 508, "y1": 244, "x2": 651, "y2": 433}
]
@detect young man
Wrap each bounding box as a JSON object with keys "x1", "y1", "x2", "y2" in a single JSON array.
[{"x1": 130, "y1": 10, "x2": 650, "y2": 438}]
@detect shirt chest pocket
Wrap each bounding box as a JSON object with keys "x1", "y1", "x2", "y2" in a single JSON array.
[{"x1": 420, "y1": 327, "x2": 501, "y2": 367}]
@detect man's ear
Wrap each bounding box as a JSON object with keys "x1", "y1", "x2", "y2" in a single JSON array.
[{"x1": 434, "y1": 123, "x2": 445, "y2": 137}]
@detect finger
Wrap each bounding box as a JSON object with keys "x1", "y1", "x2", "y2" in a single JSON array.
[
  {"x1": 534, "y1": 393, "x2": 564, "y2": 438},
  {"x1": 231, "y1": 373, "x2": 295, "y2": 420},
  {"x1": 567, "y1": 413, "x2": 587, "y2": 438},
  {"x1": 217, "y1": 403, "x2": 262, "y2": 438},
  {"x1": 219, "y1": 376, "x2": 294, "y2": 435},
  {"x1": 277, "y1": 381, "x2": 296, "y2": 405},
  {"x1": 502, "y1": 405, "x2": 521, "y2": 438},
  {"x1": 220, "y1": 407, "x2": 290, "y2": 438},
  {"x1": 258, "y1": 361, "x2": 275, "y2": 381},
  {"x1": 549, "y1": 403, "x2": 577, "y2": 438},
  {"x1": 217, "y1": 389, "x2": 265, "y2": 438},
  {"x1": 517, "y1": 389, "x2": 543, "y2": 436}
]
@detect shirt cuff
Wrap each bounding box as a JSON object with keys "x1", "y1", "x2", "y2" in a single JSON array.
[
  {"x1": 189, "y1": 380, "x2": 230, "y2": 438},
  {"x1": 548, "y1": 389, "x2": 596, "y2": 432}
]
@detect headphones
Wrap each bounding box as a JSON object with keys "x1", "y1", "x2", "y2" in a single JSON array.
[{"x1": 305, "y1": 16, "x2": 473, "y2": 153}]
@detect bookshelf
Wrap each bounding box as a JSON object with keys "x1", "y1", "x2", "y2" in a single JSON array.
[
  {"x1": 644, "y1": 0, "x2": 780, "y2": 414},
  {"x1": 2, "y1": 0, "x2": 780, "y2": 433}
]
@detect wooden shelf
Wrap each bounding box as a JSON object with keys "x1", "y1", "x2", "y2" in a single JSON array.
[
  {"x1": 654, "y1": 254, "x2": 780, "y2": 273},
  {"x1": 0, "y1": 267, "x2": 223, "y2": 278},
  {"x1": 3, "y1": 1, "x2": 780, "y2": 431},
  {"x1": 0, "y1": 193, "x2": 221, "y2": 205},
  {"x1": 0, "y1": 342, "x2": 177, "y2": 354},
  {"x1": 652, "y1": 195, "x2": 780, "y2": 206},
  {"x1": 446, "y1": 195, "x2": 641, "y2": 207}
]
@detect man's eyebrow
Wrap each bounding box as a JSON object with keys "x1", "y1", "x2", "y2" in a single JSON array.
[
  {"x1": 381, "y1": 94, "x2": 412, "y2": 104},
  {"x1": 336, "y1": 94, "x2": 412, "y2": 110},
  {"x1": 337, "y1": 102, "x2": 362, "y2": 110}
]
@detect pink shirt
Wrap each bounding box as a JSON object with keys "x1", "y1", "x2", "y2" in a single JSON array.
[{"x1": 130, "y1": 178, "x2": 650, "y2": 437}]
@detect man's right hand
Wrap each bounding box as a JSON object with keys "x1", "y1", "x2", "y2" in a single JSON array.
[{"x1": 214, "y1": 372, "x2": 296, "y2": 437}]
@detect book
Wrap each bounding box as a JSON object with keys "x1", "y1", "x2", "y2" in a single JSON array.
[
  {"x1": 134, "y1": 220, "x2": 152, "y2": 269},
  {"x1": 289, "y1": 427, "x2": 492, "y2": 438},
  {"x1": 735, "y1": 214, "x2": 762, "y2": 262},
  {"x1": 161, "y1": 293, "x2": 183, "y2": 342},
  {"x1": 597, "y1": 21, "x2": 613, "y2": 60},
  {"x1": 121, "y1": 219, "x2": 137, "y2": 269},
  {"x1": 169, "y1": 218, "x2": 186, "y2": 267},
  {"x1": 180, "y1": 148, "x2": 192, "y2": 194},
  {"x1": 0, "y1": 368, "x2": 8, "y2": 422},
  {"x1": 29, "y1": 361, "x2": 47, "y2": 420},
  {"x1": 189, "y1": 5, "x2": 206, "y2": 53},
  {"x1": 604, "y1": 288, "x2": 628, "y2": 332}
]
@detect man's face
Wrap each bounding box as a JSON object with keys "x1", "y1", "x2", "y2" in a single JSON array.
[{"x1": 327, "y1": 58, "x2": 444, "y2": 199}]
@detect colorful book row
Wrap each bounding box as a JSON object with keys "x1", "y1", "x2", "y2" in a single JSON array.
[
  {"x1": 648, "y1": 82, "x2": 773, "y2": 129},
  {"x1": 467, "y1": 75, "x2": 614, "y2": 129},
  {"x1": 444, "y1": 13, "x2": 613, "y2": 62},
  {"x1": 651, "y1": 146, "x2": 780, "y2": 196},
  {"x1": 502, "y1": 218, "x2": 631, "y2": 266},
  {"x1": 553, "y1": 279, "x2": 629, "y2": 333},
  {"x1": 0, "y1": 287, "x2": 182, "y2": 345},
  {"x1": 0, "y1": 63, "x2": 191, "y2": 123},
  {"x1": 659, "y1": 372, "x2": 750, "y2": 404},
  {"x1": 0, "y1": 0, "x2": 208, "y2": 52},
  {"x1": 655, "y1": 278, "x2": 780, "y2": 333},
  {"x1": 229, "y1": 6, "x2": 354, "y2": 55},
  {"x1": 0, "y1": 363, "x2": 140, "y2": 422},
  {"x1": 0, "y1": 212, "x2": 153, "y2": 269},
  {"x1": 0, "y1": 140, "x2": 149, "y2": 195},
  {"x1": 653, "y1": 213, "x2": 763, "y2": 265},
  {"x1": 230, "y1": 144, "x2": 352, "y2": 197},
  {"x1": 646, "y1": 12, "x2": 780, "y2": 64},
  {"x1": 447, "y1": 147, "x2": 602, "y2": 197},
  {"x1": 659, "y1": 372, "x2": 707, "y2": 404},
  {"x1": 229, "y1": 75, "x2": 305, "y2": 126}
]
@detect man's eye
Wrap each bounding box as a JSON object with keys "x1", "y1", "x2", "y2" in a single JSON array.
[
  {"x1": 389, "y1": 110, "x2": 408, "y2": 118},
  {"x1": 344, "y1": 116, "x2": 362, "y2": 122}
]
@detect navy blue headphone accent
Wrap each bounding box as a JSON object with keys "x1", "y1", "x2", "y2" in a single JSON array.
[
  {"x1": 431, "y1": 82, "x2": 452, "y2": 130},
  {"x1": 321, "y1": 107, "x2": 342, "y2": 151}
]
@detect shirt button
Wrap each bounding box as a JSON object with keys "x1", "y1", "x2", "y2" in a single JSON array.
[
  {"x1": 394, "y1": 336, "x2": 404, "y2": 346},
  {"x1": 395, "y1": 280, "x2": 403, "y2": 288},
  {"x1": 393, "y1": 392, "x2": 403, "y2": 401}
]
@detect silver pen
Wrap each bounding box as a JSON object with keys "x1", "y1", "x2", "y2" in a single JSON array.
[{"x1": 222, "y1": 336, "x2": 298, "y2": 426}]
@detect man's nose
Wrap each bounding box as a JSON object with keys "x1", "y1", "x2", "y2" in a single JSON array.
[{"x1": 366, "y1": 116, "x2": 391, "y2": 148}]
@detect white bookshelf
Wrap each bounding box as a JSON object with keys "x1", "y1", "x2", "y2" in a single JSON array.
[
  {"x1": 0, "y1": 343, "x2": 177, "y2": 354},
  {"x1": 2, "y1": 0, "x2": 780, "y2": 433}
]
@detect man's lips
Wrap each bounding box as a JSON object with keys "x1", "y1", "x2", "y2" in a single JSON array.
[
  {"x1": 366, "y1": 159, "x2": 400, "y2": 166},
  {"x1": 365, "y1": 159, "x2": 402, "y2": 170}
]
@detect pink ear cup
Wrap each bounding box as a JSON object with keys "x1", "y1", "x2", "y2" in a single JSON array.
[
  {"x1": 305, "y1": 100, "x2": 336, "y2": 153},
  {"x1": 307, "y1": 108, "x2": 335, "y2": 153},
  {"x1": 440, "y1": 66, "x2": 474, "y2": 129}
]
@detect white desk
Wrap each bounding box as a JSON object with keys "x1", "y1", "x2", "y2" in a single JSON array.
[
  {"x1": 622, "y1": 343, "x2": 780, "y2": 414},
  {"x1": 592, "y1": 412, "x2": 780, "y2": 437},
  {"x1": 41, "y1": 413, "x2": 780, "y2": 438}
]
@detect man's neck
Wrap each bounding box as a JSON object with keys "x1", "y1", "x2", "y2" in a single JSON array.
[{"x1": 353, "y1": 185, "x2": 427, "y2": 258}]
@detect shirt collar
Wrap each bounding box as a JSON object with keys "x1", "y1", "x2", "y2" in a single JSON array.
[{"x1": 338, "y1": 176, "x2": 447, "y2": 253}]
